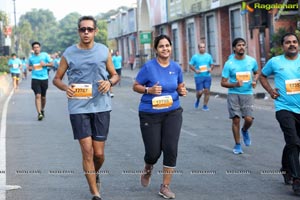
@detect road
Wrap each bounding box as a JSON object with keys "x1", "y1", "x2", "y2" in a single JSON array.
[{"x1": 2, "y1": 73, "x2": 299, "y2": 200}]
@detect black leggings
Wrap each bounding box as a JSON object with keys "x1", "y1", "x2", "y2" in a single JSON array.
[
  {"x1": 276, "y1": 110, "x2": 300, "y2": 179},
  {"x1": 139, "y1": 107, "x2": 183, "y2": 167}
]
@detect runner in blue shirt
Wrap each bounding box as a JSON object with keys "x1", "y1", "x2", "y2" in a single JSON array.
[
  {"x1": 8, "y1": 53, "x2": 22, "y2": 90},
  {"x1": 260, "y1": 33, "x2": 300, "y2": 195},
  {"x1": 189, "y1": 43, "x2": 214, "y2": 111},
  {"x1": 53, "y1": 16, "x2": 119, "y2": 200},
  {"x1": 221, "y1": 37, "x2": 260, "y2": 154},
  {"x1": 133, "y1": 34, "x2": 187, "y2": 199},
  {"x1": 21, "y1": 57, "x2": 28, "y2": 80},
  {"x1": 28, "y1": 41, "x2": 53, "y2": 120}
]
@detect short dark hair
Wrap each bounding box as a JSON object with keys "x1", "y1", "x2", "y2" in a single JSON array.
[
  {"x1": 11, "y1": 53, "x2": 16, "y2": 57},
  {"x1": 31, "y1": 41, "x2": 41, "y2": 48},
  {"x1": 281, "y1": 33, "x2": 299, "y2": 45},
  {"x1": 232, "y1": 38, "x2": 246, "y2": 48},
  {"x1": 78, "y1": 16, "x2": 97, "y2": 28},
  {"x1": 154, "y1": 34, "x2": 172, "y2": 50}
]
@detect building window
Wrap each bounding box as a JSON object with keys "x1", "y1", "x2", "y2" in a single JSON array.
[
  {"x1": 187, "y1": 22, "x2": 195, "y2": 61},
  {"x1": 172, "y1": 28, "x2": 179, "y2": 62},
  {"x1": 230, "y1": 8, "x2": 242, "y2": 40},
  {"x1": 206, "y1": 15, "x2": 217, "y2": 63}
]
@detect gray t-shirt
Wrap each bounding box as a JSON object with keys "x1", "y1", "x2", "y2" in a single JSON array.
[{"x1": 63, "y1": 43, "x2": 112, "y2": 114}]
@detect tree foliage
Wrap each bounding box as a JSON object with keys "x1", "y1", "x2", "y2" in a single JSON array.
[{"x1": 15, "y1": 9, "x2": 111, "y2": 56}]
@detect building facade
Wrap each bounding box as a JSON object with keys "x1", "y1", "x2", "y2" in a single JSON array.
[{"x1": 107, "y1": 0, "x2": 299, "y2": 74}]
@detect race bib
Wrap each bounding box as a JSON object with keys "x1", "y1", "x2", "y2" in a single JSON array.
[
  {"x1": 236, "y1": 71, "x2": 251, "y2": 82},
  {"x1": 71, "y1": 84, "x2": 93, "y2": 99},
  {"x1": 152, "y1": 95, "x2": 173, "y2": 110},
  {"x1": 13, "y1": 63, "x2": 19, "y2": 69},
  {"x1": 285, "y1": 79, "x2": 300, "y2": 95},
  {"x1": 199, "y1": 65, "x2": 208, "y2": 72},
  {"x1": 33, "y1": 63, "x2": 43, "y2": 71}
]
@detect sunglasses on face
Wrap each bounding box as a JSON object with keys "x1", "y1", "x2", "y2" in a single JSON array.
[{"x1": 78, "y1": 27, "x2": 95, "y2": 33}]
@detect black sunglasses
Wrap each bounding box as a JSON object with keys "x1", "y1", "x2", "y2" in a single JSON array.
[{"x1": 78, "y1": 27, "x2": 95, "y2": 33}]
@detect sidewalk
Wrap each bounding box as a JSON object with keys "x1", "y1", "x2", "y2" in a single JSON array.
[
  {"x1": 122, "y1": 67, "x2": 274, "y2": 99},
  {"x1": 0, "y1": 74, "x2": 12, "y2": 100}
]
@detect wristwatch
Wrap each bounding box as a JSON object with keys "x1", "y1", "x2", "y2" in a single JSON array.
[{"x1": 145, "y1": 87, "x2": 149, "y2": 94}]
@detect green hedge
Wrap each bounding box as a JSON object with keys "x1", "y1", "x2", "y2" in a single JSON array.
[{"x1": 0, "y1": 56, "x2": 9, "y2": 73}]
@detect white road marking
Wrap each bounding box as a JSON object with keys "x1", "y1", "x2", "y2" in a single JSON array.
[{"x1": 0, "y1": 90, "x2": 21, "y2": 199}]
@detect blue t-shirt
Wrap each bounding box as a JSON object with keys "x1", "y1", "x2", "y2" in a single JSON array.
[
  {"x1": 135, "y1": 58, "x2": 183, "y2": 113},
  {"x1": 29, "y1": 52, "x2": 52, "y2": 80},
  {"x1": 189, "y1": 53, "x2": 213, "y2": 77},
  {"x1": 262, "y1": 54, "x2": 300, "y2": 113},
  {"x1": 21, "y1": 59, "x2": 27, "y2": 71},
  {"x1": 112, "y1": 55, "x2": 122, "y2": 69},
  {"x1": 64, "y1": 43, "x2": 112, "y2": 114},
  {"x1": 222, "y1": 55, "x2": 258, "y2": 95},
  {"x1": 53, "y1": 57, "x2": 61, "y2": 69},
  {"x1": 8, "y1": 58, "x2": 22, "y2": 74}
]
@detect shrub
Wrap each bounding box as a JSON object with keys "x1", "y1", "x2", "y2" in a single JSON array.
[
  {"x1": 269, "y1": 28, "x2": 300, "y2": 57},
  {"x1": 0, "y1": 56, "x2": 9, "y2": 73}
]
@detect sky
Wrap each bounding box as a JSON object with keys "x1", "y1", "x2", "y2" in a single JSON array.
[{"x1": 0, "y1": 0, "x2": 137, "y2": 24}]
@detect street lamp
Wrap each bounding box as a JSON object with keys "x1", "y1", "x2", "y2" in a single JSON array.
[{"x1": 12, "y1": 0, "x2": 18, "y2": 54}]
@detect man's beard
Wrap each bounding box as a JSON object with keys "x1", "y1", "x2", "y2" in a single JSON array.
[
  {"x1": 285, "y1": 51, "x2": 298, "y2": 58},
  {"x1": 237, "y1": 51, "x2": 244, "y2": 56}
]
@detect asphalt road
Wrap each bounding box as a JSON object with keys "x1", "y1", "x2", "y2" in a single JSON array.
[{"x1": 2, "y1": 73, "x2": 299, "y2": 200}]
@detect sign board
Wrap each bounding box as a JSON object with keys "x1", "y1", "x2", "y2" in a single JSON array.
[
  {"x1": 140, "y1": 32, "x2": 151, "y2": 44},
  {"x1": 3, "y1": 26, "x2": 12, "y2": 36}
]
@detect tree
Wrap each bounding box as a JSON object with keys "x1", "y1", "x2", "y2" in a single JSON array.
[
  {"x1": 95, "y1": 19, "x2": 108, "y2": 45},
  {"x1": 56, "y1": 12, "x2": 82, "y2": 52},
  {"x1": 19, "y1": 9, "x2": 57, "y2": 53}
]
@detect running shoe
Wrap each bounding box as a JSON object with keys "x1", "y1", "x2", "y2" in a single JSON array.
[
  {"x1": 293, "y1": 179, "x2": 300, "y2": 196},
  {"x1": 91, "y1": 196, "x2": 102, "y2": 200},
  {"x1": 280, "y1": 168, "x2": 293, "y2": 185},
  {"x1": 194, "y1": 99, "x2": 200, "y2": 109},
  {"x1": 202, "y1": 105, "x2": 209, "y2": 111},
  {"x1": 241, "y1": 128, "x2": 251, "y2": 146},
  {"x1": 41, "y1": 110, "x2": 45, "y2": 117},
  {"x1": 110, "y1": 93, "x2": 114, "y2": 98},
  {"x1": 159, "y1": 184, "x2": 175, "y2": 199},
  {"x1": 233, "y1": 144, "x2": 243, "y2": 154},
  {"x1": 38, "y1": 113, "x2": 43, "y2": 121}
]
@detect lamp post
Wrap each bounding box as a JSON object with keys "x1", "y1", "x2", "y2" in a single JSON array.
[{"x1": 12, "y1": 0, "x2": 18, "y2": 54}]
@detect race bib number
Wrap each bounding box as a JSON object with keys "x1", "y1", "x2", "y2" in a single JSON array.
[
  {"x1": 285, "y1": 79, "x2": 300, "y2": 95},
  {"x1": 236, "y1": 71, "x2": 251, "y2": 82},
  {"x1": 199, "y1": 65, "x2": 208, "y2": 72},
  {"x1": 33, "y1": 63, "x2": 43, "y2": 71},
  {"x1": 152, "y1": 95, "x2": 173, "y2": 110},
  {"x1": 13, "y1": 63, "x2": 19, "y2": 69},
  {"x1": 71, "y1": 84, "x2": 93, "y2": 99}
]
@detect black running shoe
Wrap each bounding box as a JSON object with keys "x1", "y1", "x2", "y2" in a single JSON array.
[
  {"x1": 41, "y1": 110, "x2": 45, "y2": 117},
  {"x1": 38, "y1": 113, "x2": 43, "y2": 121},
  {"x1": 91, "y1": 196, "x2": 102, "y2": 200},
  {"x1": 293, "y1": 179, "x2": 300, "y2": 196}
]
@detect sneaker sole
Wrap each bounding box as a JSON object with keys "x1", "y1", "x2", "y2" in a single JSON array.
[
  {"x1": 233, "y1": 150, "x2": 243, "y2": 154},
  {"x1": 158, "y1": 192, "x2": 175, "y2": 199}
]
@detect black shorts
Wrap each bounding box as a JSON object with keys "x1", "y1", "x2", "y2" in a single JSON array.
[
  {"x1": 11, "y1": 73, "x2": 20, "y2": 79},
  {"x1": 31, "y1": 79, "x2": 48, "y2": 97},
  {"x1": 70, "y1": 111, "x2": 111, "y2": 141},
  {"x1": 116, "y1": 69, "x2": 122, "y2": 76}
]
